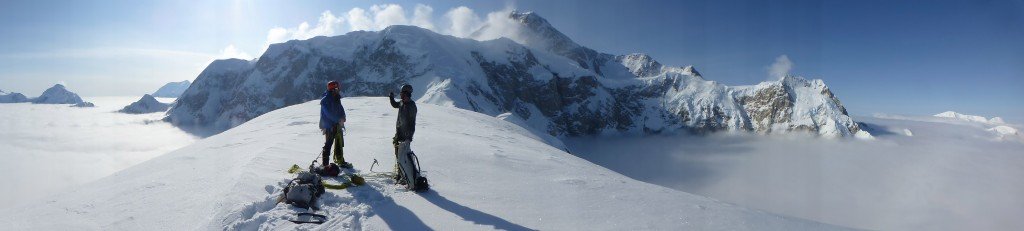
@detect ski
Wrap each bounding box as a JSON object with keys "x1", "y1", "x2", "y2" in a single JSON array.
[{"x1": 288, "y1": 212, "x2": 328, "y2": 224}]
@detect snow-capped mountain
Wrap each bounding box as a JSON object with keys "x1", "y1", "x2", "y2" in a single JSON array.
[
  {"x1": 152, "y1": 80, "x2": 191, "y2": 98},
  {"x1": 1, "y1": 97, "x2": 848, "y2": 230},
  {"x1": 0, "y1": 89, "x2": 29, "y2": 103},
  {"x1": 119, "y1": 94, "x2": 170, "y2": 114},
  {"x1": 933, "y1": 111, "x2": 1021, "y2": 141},
  {"x1": 934, "y1": 111, "x2": 1005, "y2": 125},
  {"x1": 168, "y1": 11, "x2": 865, "y2": 138},
  {"x1": 32, "y1": 84, "x2": 84, "y2": 104}
]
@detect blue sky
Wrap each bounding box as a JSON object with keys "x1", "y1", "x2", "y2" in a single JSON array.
[{"x1": 1, "y1": 0, "x2": 1021, "y2": 122}]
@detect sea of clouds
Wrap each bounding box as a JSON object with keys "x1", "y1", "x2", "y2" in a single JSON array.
[
  {"x1": 0, "y1": 97, "x2": 197, "y2": 208},
  {"x1": 566, "y1": 116, "x2": 1024, "y2": 231}
]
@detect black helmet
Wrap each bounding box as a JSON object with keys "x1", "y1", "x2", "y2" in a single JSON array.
[{"x1": 400, "y1": 84, "x2": 413, "y2": 93}]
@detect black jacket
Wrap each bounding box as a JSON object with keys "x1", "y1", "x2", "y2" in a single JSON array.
[{"x1": 390, "y1": 97, "x2": 417, "y2": 141}]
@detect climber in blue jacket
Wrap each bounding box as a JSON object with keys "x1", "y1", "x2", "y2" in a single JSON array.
[{"x1": 319, "y1": 80, "x2": 351, "y2": 168}]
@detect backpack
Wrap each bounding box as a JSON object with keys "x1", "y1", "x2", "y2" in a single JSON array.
[
  {"x1": 396, "y1": 141, "x2": 430, "y2": 192},
  {"x1": 283, "y1": 171, "x2": 325, "y2": 208}
]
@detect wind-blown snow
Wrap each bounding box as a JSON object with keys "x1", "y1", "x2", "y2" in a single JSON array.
[
  {"x1": 0, "y1": 97, "x2": 847, "y2": 230},
  {"x1": 0, "y1": 97, "x2": 197, "y2": 209},
  {"x1": 565, "y1": 116, "x2": 1024, "y2": 231}
]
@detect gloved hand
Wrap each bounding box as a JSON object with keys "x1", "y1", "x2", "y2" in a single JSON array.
[{"x1": 389, "y1": 92, "x2": 395, "y2": 99}]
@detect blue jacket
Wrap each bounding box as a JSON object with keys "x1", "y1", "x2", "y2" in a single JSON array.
[{"x1": 319, "y1": 91, "x2": 346, "y2": 130}]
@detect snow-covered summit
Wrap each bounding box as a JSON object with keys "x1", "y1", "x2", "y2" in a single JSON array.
[
  {"x1": 934, "y1": 111, "x2": 1005, "y2": 125},
  {"x1": 152, "y1": 80, "x2": 191, "y2": 98},
  {"x1": 2, "y1": 97, "x2": 848, "y2": 230},
  {"x1": 0, "y1": 89, "x2": 30, "y2": 103},
  {"x1": 32, "y1": 84, "x2": 84, "y2": 104},
  {"x1": 506, "y1": 11, "x2": 582, "y2": 52},
  {"x1": 168, "y1": 10, "x2": 864, "y2": 138},
  {"x1": 119, "y1": 94, "x2": 170, "y2": 114}
]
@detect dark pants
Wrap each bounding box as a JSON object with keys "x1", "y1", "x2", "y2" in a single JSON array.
[{"x1": 322, "y1": 126, "x2": 344, "y2": 165}]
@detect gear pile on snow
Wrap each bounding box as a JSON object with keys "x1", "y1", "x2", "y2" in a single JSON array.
[{"x1": 282, "y1": 171, "x2": 325, "y2": 209}]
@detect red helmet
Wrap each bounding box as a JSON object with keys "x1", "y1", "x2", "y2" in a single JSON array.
[{"x1": 327, "y1": 81, "x2": 339, "y2": 91}]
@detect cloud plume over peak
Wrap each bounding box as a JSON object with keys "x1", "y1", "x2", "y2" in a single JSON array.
[
  {"x1": 259, "y1": 4, "x2": 523, "y2": 56},
  {"x1": 768, "y1": 54, "x2": 793, "y2": 80}
]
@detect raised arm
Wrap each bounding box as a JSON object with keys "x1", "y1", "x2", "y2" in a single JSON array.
[{"x1": 389, "y1": 93, "x2": 400, "y2": 108}]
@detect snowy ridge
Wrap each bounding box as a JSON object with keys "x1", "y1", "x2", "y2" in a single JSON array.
[
  {"x1": 167, "y1": 11, "x2": 863, "y2": 138},
  {"x1": 0, "y1": 89, "x2": 30, "y2": 103},
  {"x1": 32, "y1": 84, "x2": 84, "y2": 104},
  {"x1": 934, "y1": 111, "x2": 1005, "y2": 125},
  {"x1": 152, "y1": 80, "x2": 191, "y2": 98},
  {"x1": 931, "y1": 111, "x2": 1021, "y2": 141},
  {"x1": 118, "y1": 94, "x2": 170, "y2": 114},
  {"x1": 1, "y1": 97, "x2": 847, "y2": 230},
  {"x1": 875, "y1": 112, "x2": 1022, "y2": 142}
]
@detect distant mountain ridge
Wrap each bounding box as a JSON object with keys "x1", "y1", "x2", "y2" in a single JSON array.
[
  {"x1": 120, "y1": 94, "x2": 170, "y2": 114},
  {"x1": 32, "y1": 84, "x2": 84, "y2": 104},
  {"x1": 934, "y1": 111, "x2": 1005, "y2": 125},
  {"x1": 0, "y1": 89, "x2": 29, "y2": 103},
  {"x1": 152, "y1": 80, "x2": 191, "y2": 98},
  {"x1": 167, "y1": 11, "x2": 866, "y2": 138}
]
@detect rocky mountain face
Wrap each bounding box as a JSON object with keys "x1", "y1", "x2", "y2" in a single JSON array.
[
  {"x1": 152, "y1": 80, "x2": 192, "y2": 98},
  {"x1": 120, "y1": 94, "x2": 170, "y2": 114},
  {"x1": 167, "y1": 11, "x2": 865, "y2": 138},
  {"x1": 32, "y1": 84, "x2": 84, "y2": 104},
  {"x1": 0, "y1": 90, "x2": 29, "y2": 103}
]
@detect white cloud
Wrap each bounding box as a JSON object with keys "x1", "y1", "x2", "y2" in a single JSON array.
[
  {"x1": 259, "y1": 4, "x2": 527, "y2": 55},
  {"x1": 411, "y1": 4, "x2": 435, "y2": 31},
  {"x1": 266, "y1": 27, "x2": 289, "y2": 45},
  {"x1": 264, "y1": 10, "x2": 345, "y2": 48},
  {"x1": 474, "y1": 7, "x2": 523, "y2": 42},
  {"x1": 303, "y1": 11, "x2": 345, "y2": 39},
  {"x1": 346, "y1": 8, "x2": 374, "y2": 31},
  {"x1": 444, "y1": 6, "x2": 483, "y2": 38},
  {"x1": 370, "y1": 4, "x2": 409, "y2": 30},
  {"x1": 217, "y1": 44, "x2": 252, "y2": 60},
  {"x1": 768, "y1": 54, "x2": 793, "y2": 81}
]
